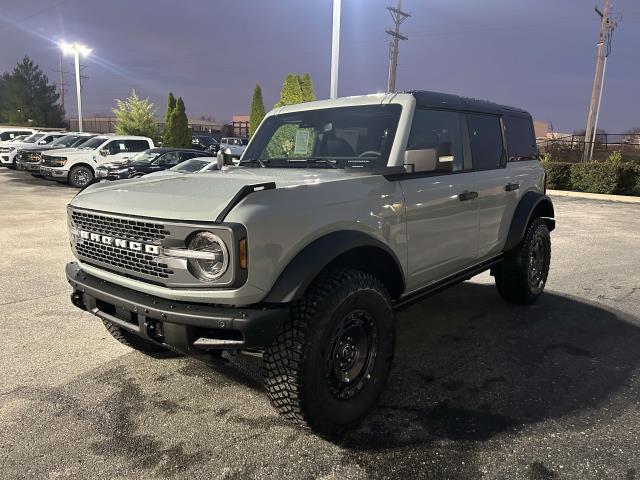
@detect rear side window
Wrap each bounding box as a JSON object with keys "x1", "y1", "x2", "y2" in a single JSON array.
[
  {"x1": 407, "y1": 109, "x2": 466, "y2": 172},
  {"x1": 504, "y1": 115, "x2": 537, "y2": 160},
  {"x1": 466, "y1": 114, "x2": 505, "y2": 170},
  {"x1": 125, "y1": 140, "x2": 151, "y2": 152},
  {"x1": 160, "y1": 151, "x2": 180, "y2": 165}
]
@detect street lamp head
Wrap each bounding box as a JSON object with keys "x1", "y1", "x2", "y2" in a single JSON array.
[{"x1": 58, "y1": 41, "x2": 92, "y2": 57}]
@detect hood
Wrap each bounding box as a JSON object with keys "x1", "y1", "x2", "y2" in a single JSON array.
[
  {"x1": 19, "y1": 144, "x2": 63, "y2": 153},
  {"x1": 72, "y1": 167, "x2": 371, "y2": 222},
  {"x1": 41, "y1": 148, "x2": 84, "y2": 157}
]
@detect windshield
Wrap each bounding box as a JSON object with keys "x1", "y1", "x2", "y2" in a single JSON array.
[
  {"x1": 23, "y1": 133, "x2": 45, "y2": 144},
  {"x1": 242, "y1": 104, "x2": 402, "y2": 169},
  {"x1": 78, "y1": 136, "x2": 108, "y2": 150},
  {"x1": 51, "y1": 135, "x2": 83, "y2": 147},
  {"x1": 71, "y1": 136, "x2": 94, "y2": 147},
  {"x1": 170, "y1": 159, "x2": 212, "y2": 173},
  {"x1": 127, "y1": 150, "x2": 161, "y2": 164}
]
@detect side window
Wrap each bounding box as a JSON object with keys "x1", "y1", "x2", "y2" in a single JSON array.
[
  {"x1": 104, "y1": 141, "x2": 126, "y2": 154},
  {"x1": 125, "y1": 140, "x2": 150, "y2": 152},
  {"x1": 180, "y1": 152, "x2": 196, "y2": 161},
  {"x1": 161, "y1": 152, "x2": 180, "y2": 165},
  {"x1": 466, "y1": 114, "x2": 505, "y2": 170},
  {"x1": 406, "y1": 109, "x2": 466, "y2": 172},
  {"x1": 504, "y1": 115, "x2": 537, "y2": 160}
]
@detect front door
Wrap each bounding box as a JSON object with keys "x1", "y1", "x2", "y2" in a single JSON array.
[{"x1": 400, "y1": 108, "x2": 479, "y2": 292}]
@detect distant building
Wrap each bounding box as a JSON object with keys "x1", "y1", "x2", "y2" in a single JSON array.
[
  {"x1": 230, "y1": 115, "x2": 249, "y2": 138},
  {"x1": 68, "y1": 117, "x2": 223, "y2": 135},
  {"x1": 533, "y1": 120, "x2": 552, "y2": 140}
]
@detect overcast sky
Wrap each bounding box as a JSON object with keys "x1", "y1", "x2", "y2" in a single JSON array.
[{"x1": 1, "y1": 0, "x2": 639, "y2": 132}]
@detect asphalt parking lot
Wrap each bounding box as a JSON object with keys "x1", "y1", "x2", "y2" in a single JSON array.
[{"x1": 1, "y1": 169, "x2": 639, "y2": 480}]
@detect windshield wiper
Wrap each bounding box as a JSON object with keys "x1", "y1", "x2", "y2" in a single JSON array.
[
  {"x1": 302, "y1": 157, "x2": 339, "y2": 169},
  {"x1": 240, "y1": 158, "x2": 268, "y2": 168}
]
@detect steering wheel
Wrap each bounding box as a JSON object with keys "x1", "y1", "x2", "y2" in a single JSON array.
[{"x1": 358, "y1": 150, "x2": 381, "y2": 158}]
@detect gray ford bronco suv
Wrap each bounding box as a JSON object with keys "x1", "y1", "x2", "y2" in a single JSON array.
[{"x1": 66, "y1": 91, "x2": 554, "y2": 436}]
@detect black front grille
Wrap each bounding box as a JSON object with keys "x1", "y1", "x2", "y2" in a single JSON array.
[
  {"x1": 71, "y1": 210, "x2": 170, "y2": 243},
  {"x1": 18, "y1": 151, "x2": 41, "y2": 162},
  {"x1": 40, "y1": 155, "x2": 58, "y2": 166},
  {"x1": 76, "y1": 241, "x2": 174, "y2": 279}
]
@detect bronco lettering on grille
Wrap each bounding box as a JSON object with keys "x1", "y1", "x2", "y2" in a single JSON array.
[{"x1": 79, "y1": 230, "x2": 160, "y2": 255}]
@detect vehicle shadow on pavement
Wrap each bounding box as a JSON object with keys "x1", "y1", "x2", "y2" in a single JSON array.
[
  {"x1": 0, "y1": 169, "x2": 69, "y2": 188},
  {"x1": 340, "y1": 282, "x2": 640, "y2": 446}
]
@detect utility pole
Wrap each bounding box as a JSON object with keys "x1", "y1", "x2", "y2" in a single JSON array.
[
  {"x1": 54, "y1": 54, "x2": 67, "y2": 112},
  {"x1": 330, "y1": 0, "x2": 341, "y2": 99},
  {"x1": 589, "y1": 9, "x2": 620, "y2": 161},
  {"x1": 386, "y1": 0, "x2": 410, "y2": 93},
  {"x1": 583, "y1": 0, "x2": 611, "y2": 162}
]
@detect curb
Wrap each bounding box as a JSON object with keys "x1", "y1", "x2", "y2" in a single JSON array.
[{"x1": 547, "y1": 189, "x2": 640, "y2": 204}]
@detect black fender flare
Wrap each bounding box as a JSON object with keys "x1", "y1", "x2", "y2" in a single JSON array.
[
  {"x1": 263, "y1": 230, "x2": 405, "y2": 303},
  {"x1": 504, "y1": 191, "x2": 555, "y2": 251}
]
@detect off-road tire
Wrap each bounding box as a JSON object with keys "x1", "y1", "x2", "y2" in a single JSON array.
[
  {"x1": 494, "y1": 218, "x2": 551, "y2": 304},
  {"x1": 102, "y1": 320, "x2": 179, "y2": 358},
  {"x1": 263, "y1": 268, "x2": 395, "y2": 436},
  {"x1": 68, "y1": 165, "x2": 94, "y2": 188}
]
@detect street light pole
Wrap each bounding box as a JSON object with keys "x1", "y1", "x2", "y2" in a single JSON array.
[
  {"x1": 59, "y1": 41, "x2": 91, "y2": 133},
  {"x1": 330, "y1": 0, "x2": 341, "y2": 99},
  {"x1": 73, "y1": 50, "x2": 83, "y2": 132}
]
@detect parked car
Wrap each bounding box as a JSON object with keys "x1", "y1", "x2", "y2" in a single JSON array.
[
  {"x1": 191, "y1": 135, "x2": 220, "y2": 154},
  {"x1": 144, "y1": 157, "x2": 219, "y2": 177},
  {"x1": 64, "y1": 90, "x2": 554, "y2": 436},
  {"x1": 0, "y1": 132, "x2": 67, "y2": 168},
  {"x1": 16, "y1": 133, "x2": 96, "y2": 174},
  {"x1": 5, "y1": 134, "x2": 29, "y2": 143},
  {"x1": 0, "y1": 127, "x2": 38, "y2": 143},
  {"x1": 219, "y1": 137, "x2": 248, "y2": 158},
  {"x1": 39, "y1": 135, "x2": 154, "y2": 187},
  {"x1": 95, "y1": 148, "x2": 212, "y2": 180}
]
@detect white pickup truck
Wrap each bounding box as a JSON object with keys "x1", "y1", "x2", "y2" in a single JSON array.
[{"x1": 40, "y1": 135, "x2": 154, "y2": 187}]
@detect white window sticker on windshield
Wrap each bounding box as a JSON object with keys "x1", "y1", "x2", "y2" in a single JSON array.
[{"x1": 294, "y1": 129, "x2": 310, "y2": 155}]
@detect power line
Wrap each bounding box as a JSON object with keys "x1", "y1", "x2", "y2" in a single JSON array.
[
  {"x1": 386, "y1": 0, "x2": 410, "y2": 93},
  {"x1": 12, "y1": 0, "x2": 75, "y2": 23}
]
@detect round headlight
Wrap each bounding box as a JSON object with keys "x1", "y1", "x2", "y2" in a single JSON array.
[{"x1": 186, "y1": 231, "x2": 229, "y2": 281}]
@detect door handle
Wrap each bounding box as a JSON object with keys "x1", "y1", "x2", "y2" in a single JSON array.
[
  {"x1": 505, "y1": 182, "x2": 520, "y2": 191},
  {"x1": 458, "y1": 191, "x2": 478, "y2": 202}
]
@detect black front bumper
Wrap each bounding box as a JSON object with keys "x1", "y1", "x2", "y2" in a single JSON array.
[{"x1": 66, "y1": 262, "x2": 288, "y2": 354}]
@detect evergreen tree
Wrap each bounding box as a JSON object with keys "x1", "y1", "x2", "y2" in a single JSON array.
[
  {"x1": 113, "y1": 89, "x2": 158, "y2": 139},
  {"x1": 163, "y1": 92, "x2": 176, "y2": 146},
  {"x1": 0, "y1": 56, "x2": 65, "y2": 127},
  {"x1": 249, "y1": 84, "x2": 266, "y2": 137},
  {"x1": 168, "y1": 97, "x2": 191, "y2": 148},
  {"x1": 300, "y1": 73, "x2": 316, "y2": 102},
  {"x1": 274, "y1": 74, "x2": 304, "y2": 107}
]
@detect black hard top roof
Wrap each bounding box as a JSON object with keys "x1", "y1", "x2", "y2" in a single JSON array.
[{"x1": 405, "y1": 90, "x2": 530, "y2": 117}]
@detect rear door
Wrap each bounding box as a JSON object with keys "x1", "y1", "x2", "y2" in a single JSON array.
[
  {"x1": 399, "y1": 108, "x2": 479, "y2": 291},
  {"x1": 467, "y1": 113, "x2": 521, "y2": 259}
]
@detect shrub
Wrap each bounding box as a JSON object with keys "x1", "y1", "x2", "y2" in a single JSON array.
[
  {"x1": 570, "y1": 162, "x2": 619, "y2": 194},
  {"x1": 542, "y1": 161, "x2": 572, "y2": 190},
  {"x1": 542, "y1": 159, "x2": 640, "y2": 196},
  {"x1": 608, "y1": 150, "x2": 623, "y2": 165},
  {"x1": 618, "y1": 163, "x2": 640, "y2": 195}
]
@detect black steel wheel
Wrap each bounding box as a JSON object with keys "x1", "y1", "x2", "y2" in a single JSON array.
[{"x1": 327, "y1": 309, "x2": 378, "y2": 400}]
